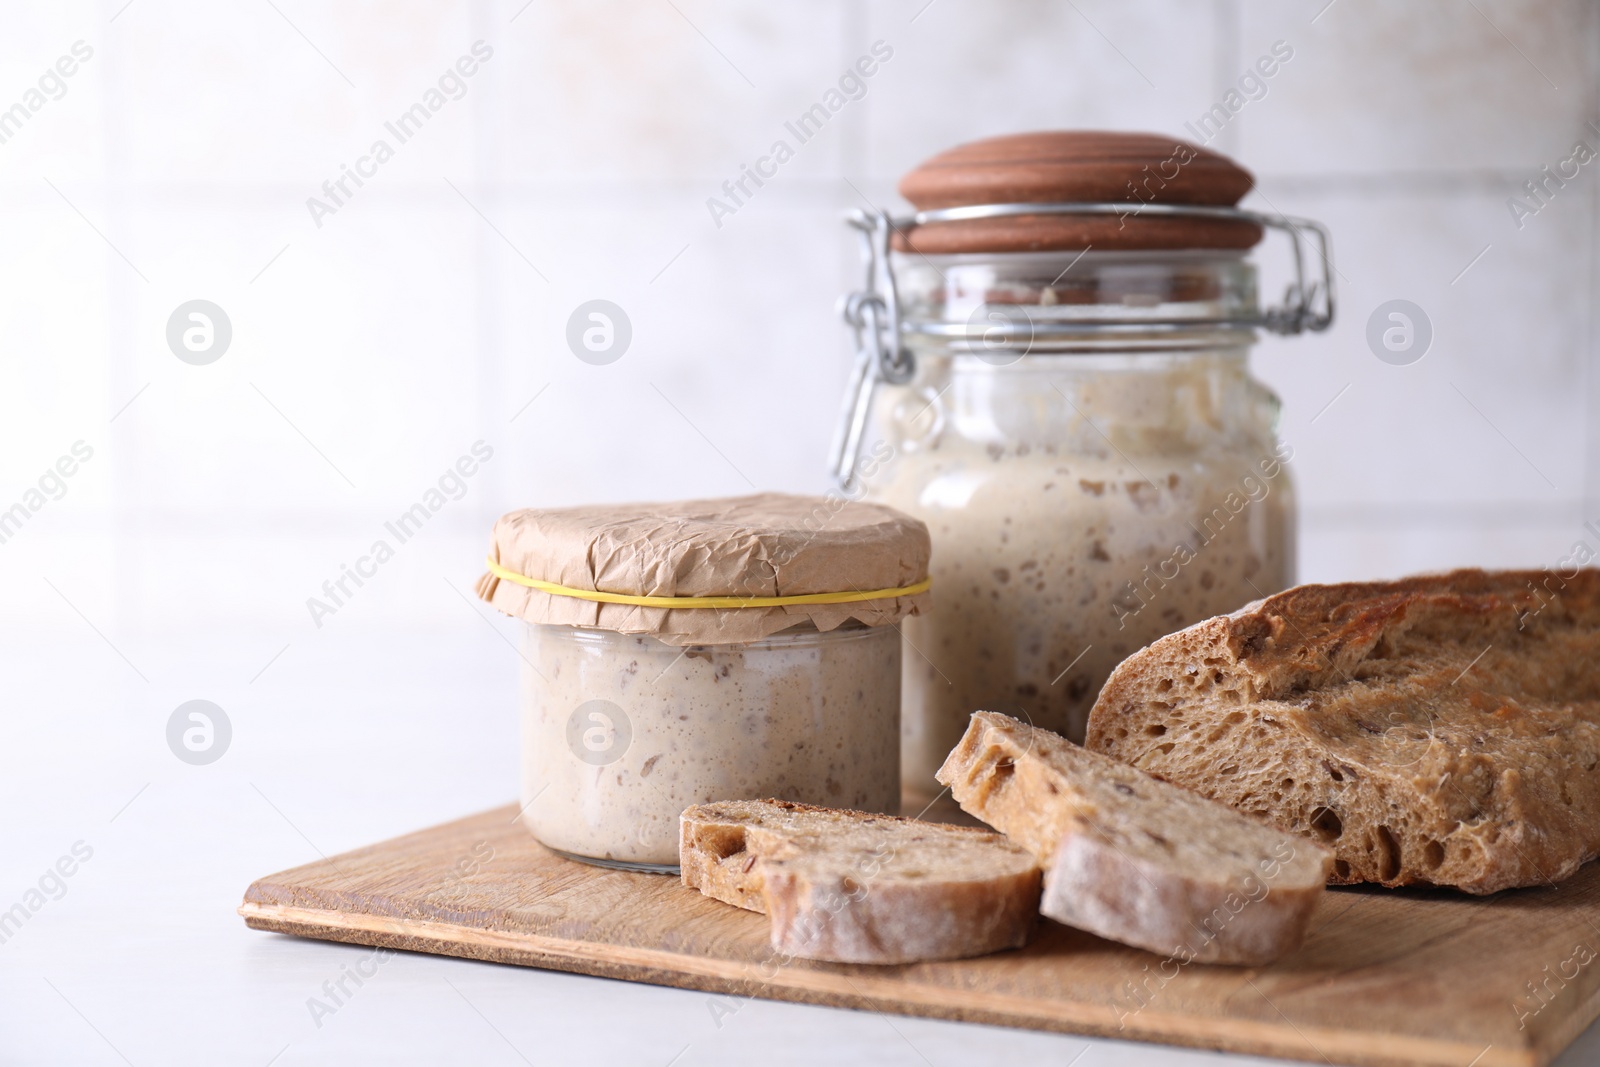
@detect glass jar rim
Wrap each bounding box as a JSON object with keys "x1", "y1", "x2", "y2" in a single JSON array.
[
  {"x1": 894, "y1": 247, "x2": 1253, "y2": 266},
  {"x1": 894, "y1": 251, "x2": 1260, "y2": 354}
]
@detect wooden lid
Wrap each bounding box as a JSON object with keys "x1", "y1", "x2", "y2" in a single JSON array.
[{"x1": 894, "y1": 131, "x2": 1262, "y2": 254}]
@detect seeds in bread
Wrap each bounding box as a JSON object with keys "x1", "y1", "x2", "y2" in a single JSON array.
[
  {"x1": 1084, "y1": 569, "x2": 1600, "y2": 894},
  {"x1": 679, "y1": 799, "x2": 1041, "y2": 965},
  {"x1": 938, "y1": 712, "x2": 1332, "y2": 965}
]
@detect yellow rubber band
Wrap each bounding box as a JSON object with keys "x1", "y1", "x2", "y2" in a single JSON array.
[{"x1": 485, "y1": 556, "x2": 930, "y2": 609}]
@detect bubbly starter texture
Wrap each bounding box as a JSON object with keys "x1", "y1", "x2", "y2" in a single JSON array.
[
  {"x1": 521, "y1": 623, "x2": 900, "y2": 867},
  {"x1": 866, "y1": 354, "x2": 1293, "y2": 796}
]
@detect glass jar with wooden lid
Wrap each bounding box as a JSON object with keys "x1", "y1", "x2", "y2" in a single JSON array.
[{"x1": 829, "y1": 131, "x2": 1334, "y2": 799}]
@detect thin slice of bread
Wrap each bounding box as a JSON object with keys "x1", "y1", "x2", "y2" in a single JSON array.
[
  {"x1": 1084, "y1": 569, "x2": 1600, "y2": 894},
  {"x1": 679, "y1": 799, "x2": 1041, "y2": 964},
  {"x1": 938, "y1": 712, "x2": 1332, "y2": 965}
]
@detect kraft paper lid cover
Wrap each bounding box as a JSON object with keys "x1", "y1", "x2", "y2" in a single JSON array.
[{"x1": 476, "y1": 492, "x2": 931, "y2": 645}]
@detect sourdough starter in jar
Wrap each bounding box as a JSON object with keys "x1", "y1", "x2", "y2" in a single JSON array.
[
  {"x1": 521, "y1": 623, "x2": 900, "y2": 866},
  {"x1": 829, "y1": 131, "x2": 1331, "y2": 798},
  {"x1": 868, "y1": 352, "x2": 1293, "y2": 793},
  {"x1": 479, "y1": 492, "x2": 929, "y2": 871}
]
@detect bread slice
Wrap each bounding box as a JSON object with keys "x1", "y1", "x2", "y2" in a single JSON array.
[
  {"x1": 679, "y1": 799, "x2": 1041, "y2": 964},
  {"x1": 938, "y1": 712, "x2": 1331, "y2": 965},
  {"x1": 1085, "y1": 569, "x2": 1600, "y2": 894}
]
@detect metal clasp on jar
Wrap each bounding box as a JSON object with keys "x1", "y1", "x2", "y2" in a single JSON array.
[{"x1": 829, "y1": 211, "x2": 917, "y2": 493}]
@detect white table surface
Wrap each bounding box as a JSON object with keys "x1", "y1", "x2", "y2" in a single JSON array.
[{"x1": 4, "y1": 627, "x2": 1598, "y2": 1067}]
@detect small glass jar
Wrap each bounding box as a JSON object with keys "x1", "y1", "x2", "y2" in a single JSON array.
[
  {"x1": 830, "y1": 138, "x2": 1333, "y2": 799},
  {"x1": 478, "y1": 493, "x2": 930, "y2": 872},
  {"x1": 519, "y1": 621, "x2": 900, "y2": 871}
]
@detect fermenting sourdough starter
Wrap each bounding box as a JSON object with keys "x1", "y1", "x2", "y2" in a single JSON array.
[
  {"x1": 867, "y1": 354, "x2": 1293, "y2": 796},
  {"x1": 521, "y1": 623, "x2": 900, "y2": 867}
]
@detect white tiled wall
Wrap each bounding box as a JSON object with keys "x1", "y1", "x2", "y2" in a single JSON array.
[
  {"x1": 6, "y1": 10, "x2": 1593, "y2": 1067},
  {"x1": 10, "y1": 11, "x2": 1599, "y2": 1064},
  {"x1": 1, "y1": 0, "x2": 1597, "y2": 662}
]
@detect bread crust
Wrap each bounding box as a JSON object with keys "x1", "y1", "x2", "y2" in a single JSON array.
[
  {"x1": 679, "y1": 799, "x2": 1041, "y2": 965},
  {"x1": 939, "y1": 712, "x2": 1329, "y2": 965},
  {"x1": 1085, "y1": 568, "x2": 1600, "y2": 894}
]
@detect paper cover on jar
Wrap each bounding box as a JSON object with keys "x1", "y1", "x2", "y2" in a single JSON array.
[{"x1": 475, "y1": 492, "x2": 931, "y2": 645}]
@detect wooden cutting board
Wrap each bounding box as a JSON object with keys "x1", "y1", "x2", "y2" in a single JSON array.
[{"x1": 239, "y1": 804, "x2": 1600, "y2": 1067}]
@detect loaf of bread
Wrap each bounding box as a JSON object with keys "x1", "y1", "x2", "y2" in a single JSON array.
[
  {"x1": 938, "y1": 712, "x2": 1330, "y2": 964},
  {"x1": 1085, "y1": 569, "x2": 1600, "y2": 894},
  {"x1": 680, "y1": 799, "x2": 1041, "y2": 964}
]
